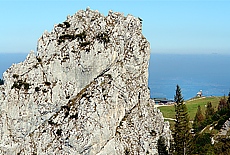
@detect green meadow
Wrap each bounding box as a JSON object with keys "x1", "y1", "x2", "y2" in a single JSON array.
[{"x1": 158, "y1": 96, "x2": 223, "y2": 121}]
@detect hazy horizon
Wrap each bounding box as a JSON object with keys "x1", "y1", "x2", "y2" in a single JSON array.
[
  {"x1": 1, "y1": 52, "x2": 230, "y2": 78},
  {"x1": 1, "y1": 53, "x2": 229, "y2": 100}
]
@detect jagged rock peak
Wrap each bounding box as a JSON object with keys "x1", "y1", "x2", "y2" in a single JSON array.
[{"x1": 0, "y1": 8, "x2": 171, "y2": 154}]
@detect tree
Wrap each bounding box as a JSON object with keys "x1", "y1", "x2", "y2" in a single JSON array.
[
  {"x1": 173, "y1": 85, "x2": 191, "y2": 155},
  {"x1": 213, "y1": 137, "x2": 230, "y2": 155},
  {"x1": 193, "y1": 105, "x2": 205, "y2": 133},
  {"x1": 191, "y1": 133, "x2": 214, "y2": 154},
  {"x1": 158, "y1": 136, "x2": 169, "y2": 155},
  {"x1": 218, "y1": 96, "x2": 227, "y2": 111},
  {"x1": 205, "y1": 102, "x2": 215, "y2": 119},
  {"x1": 227, "y1": 92, "x2": 230, "y2": 109},
  {"x1": 194, "y1": 105, "x2": 205, "y2": 123}
]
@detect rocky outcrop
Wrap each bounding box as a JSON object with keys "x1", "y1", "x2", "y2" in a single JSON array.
[
  {"x1": 0, "y1": 8, "x2": 171, "y2": 154},
  {"x1": 218, "y1": 118, "x2": 230, "y2": 136}
]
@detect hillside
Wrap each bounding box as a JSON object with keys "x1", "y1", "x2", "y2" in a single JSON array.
[
  {"x1": 158, "y1": 95, "x2": 230, "y2": 154},
  {"x1": 158, "y1": 96, "x2": 222, "y2": 121}
]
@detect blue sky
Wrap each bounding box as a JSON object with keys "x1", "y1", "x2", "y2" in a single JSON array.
[{"x1": 0, "y1": 0, "x2": 230, "y2": 54}]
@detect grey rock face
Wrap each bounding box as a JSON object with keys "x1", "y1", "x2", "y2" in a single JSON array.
[
  {"x1": 218, "y1": 118, "x2": 230, "y2": 136},
  {"x1": 0, "y1": 9, "x2": 171, "y2": 154}
]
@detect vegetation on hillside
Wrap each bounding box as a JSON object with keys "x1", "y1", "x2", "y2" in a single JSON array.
[
  {"x1": 158, "y1": 136, "x2": 169, "y2": 155},
  {"x1": 189, "y1": 92, "x2": 230, "y2": 154},
  {"x1": 159, "y1": 96, "x2": 222, "y2": 120},
  {"x1": 193, "y1": 105, "x2": 205, "y2": 133},
  {"x1": 172, "y1": 85, "x2": 191, "y2": 155},
  {"x1": 158, "y1": 87, "x2": 230, "y2": 155}
]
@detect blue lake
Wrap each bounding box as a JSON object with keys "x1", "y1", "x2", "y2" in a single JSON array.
[{"x1": 149, "y1": 53, "x2": 230, "y2": 100}]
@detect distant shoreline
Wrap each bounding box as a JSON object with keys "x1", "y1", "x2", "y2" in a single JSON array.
[{"x1": 154, "y1": 96, "x2": 224, "y2": 108}]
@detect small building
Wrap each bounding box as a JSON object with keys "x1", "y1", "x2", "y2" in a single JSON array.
[
  {"x1": 153, "y1": 98, "x2": 174, "y2": 105},
  {"x1": 196, "y1": 90, "x2": 202, "y2": 97}
]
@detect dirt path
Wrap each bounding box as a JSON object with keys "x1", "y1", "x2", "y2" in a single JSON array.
[
  {"x1": 154, "y1": 104, "x2": 174, "y2": 108},
  {"x1": 186, "y1": 96, "x2": 206, "y2": 103},
  {"x1": 164, "y1": 117, "x2": 176, "y2": 121}
]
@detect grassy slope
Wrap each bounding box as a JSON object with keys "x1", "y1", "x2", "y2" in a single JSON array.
[{"x1": 158, "y1": 96, "x2": 222, "y2": 121}]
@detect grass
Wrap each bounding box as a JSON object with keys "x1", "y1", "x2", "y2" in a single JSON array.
[
  {"x1": 158, "y1": 105, "x2": 175, "y2": 119},
  {"x1": 158, "y1": 96, "x2": 223, "y2": 121}
]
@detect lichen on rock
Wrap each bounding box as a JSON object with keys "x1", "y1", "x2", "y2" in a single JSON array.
[{"x1": 0, "y1": 8, "x2": 171, "y2": 154}]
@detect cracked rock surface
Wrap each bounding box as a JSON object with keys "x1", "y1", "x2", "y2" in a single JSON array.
[{"x1": 0, "y1": 8, "x2": 171, "y2": 154}]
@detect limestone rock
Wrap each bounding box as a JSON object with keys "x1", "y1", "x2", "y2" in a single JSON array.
[
  {"x1": 218, "y1": 118, "x2": 230, "y2": 136},
  {"x1": 0, "y1": 9, "x2": 171, "y2": 154}
]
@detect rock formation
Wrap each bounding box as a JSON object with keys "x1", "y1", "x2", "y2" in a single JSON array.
[
  {"x1": 218, "y1": 118, "x2": 230, "y2": 136},
  {"x1": 0, "y1": 8, "x2": 171, "y2": 154}
]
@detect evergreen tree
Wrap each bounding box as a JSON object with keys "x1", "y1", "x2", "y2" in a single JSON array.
[
  {"x1": 158, "y1": 136, "x2": 169, "y2": 155},
  {"x1": 227, "y1": 92, "x2": 230, "y2": 109},
  {"x1": 191, "y1": 133, "x2": 214, "y2": 154},
  {"x1": 173, "y1": 85, "x2": 191, "y2": 155},
  {"x1": 205, "y1": 102, "x2": 215, "y2": 119},
  {"x1": 193, "y1": 105, "x2": 205, "y2": 133},
  {"x1": 218, "y1": 96, "x2": 227, "y2": 111},
  {"x1": 194, "y1": 105, "x2": 204, "y2": 123}
]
